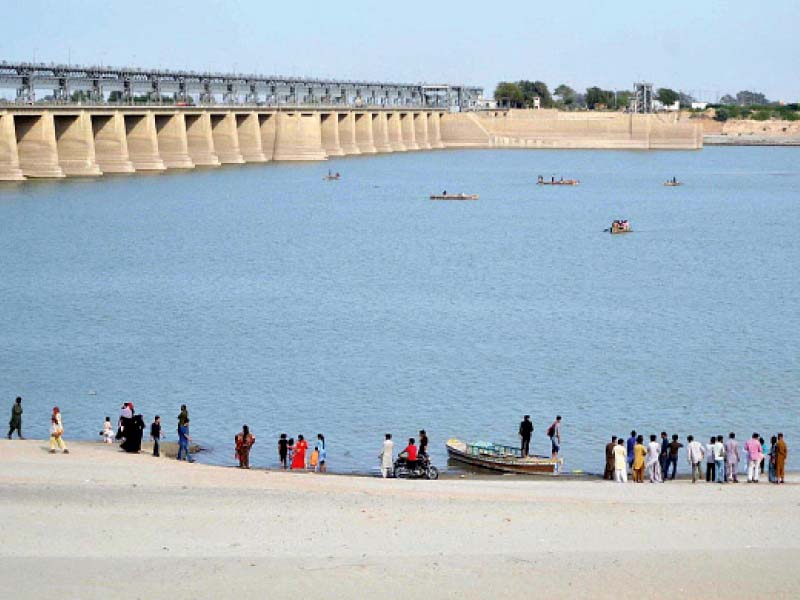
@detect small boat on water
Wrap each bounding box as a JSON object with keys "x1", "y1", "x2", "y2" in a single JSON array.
[
  {"x1": 446, "y1": 439, "x2": 562, "y2": 475},
  {"x1": 537, "y1": 175, "x2": 579, "y2": 186},
  {"x1": 430, "y1": 193, "x2": 479, "y2": 201},
  {"x1": 323, "y1": 170, "x2": 341, "y2": 181},
  {"x1": 607, "y1": 219, "x2": 632, "y2": 234},
  {"x1": 663, "y1": 180, "x2": 682, "y2": 187}
]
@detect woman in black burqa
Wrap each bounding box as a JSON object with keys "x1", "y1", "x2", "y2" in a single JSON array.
[{"x1": 120, "y1": 404, "x2": 145, "y2": 453}]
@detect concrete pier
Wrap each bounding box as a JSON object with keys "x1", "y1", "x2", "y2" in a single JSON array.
[
  {"x1": 272, "y1": 112, "x2": 327, "y2": 161},
  {"x1": 14, "y1": 113, "x2": 65, "y2": 178},
  {"x1": 413, "y1": 112, "x2": 431, "y2": 150},
  {"x1": 154, "y1": 113, "x2": 194, "y2": 169},
  {"x1": 0, "y1": 107, "x2": 702, "y2": 182},
  {"x1": 372, "y1": 112, "x2": 393, "y2": 153},
  {"x1": 53, "y1": 113, "x2": 102, "y2": 176},
  {"x1": 91, "y1": 112, "x2": 135, "y2": 174},
  {"x1": 387, "y1": 112, "x2": 407, "y2": 152},
  {"x1": 184, "y1": 113, "x2": 221, "y2": 167},
  {"x1": 259, "y1": 114, "x2": 276, "y2": 161},
  {"x1": 124, "y1": 113, "x2": 166, "y2": 171},
  {"x1": 210, "y1": 113, "x2": 245, "y2": 164},
  {"x1": 337, "y1": 113, "x2": 360, "y2": 155},
  {"x1": 320, "y1": 113, "x2": 345, "y2": 156},
  {"x1": 0, "y1": 113, "x2": 26, "y2": 181},
  {"x1": 235, "y1": 113, "x2": 267, "y2": 163},
  {"x1": 400, "y1": 112, "x2": 419, "y2": 150}
]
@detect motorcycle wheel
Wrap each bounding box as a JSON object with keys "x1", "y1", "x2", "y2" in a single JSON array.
[
  {"x1": 426, "y1": 466, "x2": 439, "y2": 480},
  {"x1": 394, "y1": 467, "x2": 407, "y2": 479}
]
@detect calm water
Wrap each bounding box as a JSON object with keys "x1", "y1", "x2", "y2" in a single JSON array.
[{"x1": 1, "y1": 147, "x2": 798, "y2": 474}]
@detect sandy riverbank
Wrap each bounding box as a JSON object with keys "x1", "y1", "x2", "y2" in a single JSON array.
[{"x1": 1, "y1": 440, "x2": 798, "y2": 599}]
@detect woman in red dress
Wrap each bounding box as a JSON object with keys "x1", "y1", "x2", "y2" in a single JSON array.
[{"x1": 291, "y1": 434, "x2": 308, "y2": 469}]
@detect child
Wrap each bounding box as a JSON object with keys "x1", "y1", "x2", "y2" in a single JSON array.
[
  {"x1": 286, "y1": 437, "x2": 294, "y2": 469},
  {"x1": 100, "y1": 417, "x2": 114, "y2": 444},
  {"x1": 150, "y1": 415, "x2": 162, "y2": 457}
]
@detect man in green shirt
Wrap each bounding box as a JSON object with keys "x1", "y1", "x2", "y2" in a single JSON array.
[{"x1": 7, "y1": 397, "x2": 23, "y2": 439}]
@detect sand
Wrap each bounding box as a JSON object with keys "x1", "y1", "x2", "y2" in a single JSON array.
[{"x1": 1, "y1": 440, "x2": 798, "y2": 599}]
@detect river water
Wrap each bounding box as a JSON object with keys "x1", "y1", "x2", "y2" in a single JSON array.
[{"x1": 1, "y1": 147, "x2": 797, "y2": 475}]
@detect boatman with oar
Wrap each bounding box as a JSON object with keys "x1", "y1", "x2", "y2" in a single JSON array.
[{"x1": 519, "y1": 415, "x2": 534, "y2": 457}]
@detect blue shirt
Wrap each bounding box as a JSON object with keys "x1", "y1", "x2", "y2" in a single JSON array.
[{"x1": 626, "y1": 436, "x2": 636, "y2": 462}]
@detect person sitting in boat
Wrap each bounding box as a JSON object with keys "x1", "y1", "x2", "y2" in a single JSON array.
[
  {"x1": 442, "y1": 190, "x2": 447, "y2": 195},
  {"x1": 537, "y1": 175, "x2": 544, "y2": 184},
  {"x1": 399, "y1": 437, "x2": 418, "y2": 471},
  {"x1": 551, "y1": 176, "x2": 555, "y2": 183}
]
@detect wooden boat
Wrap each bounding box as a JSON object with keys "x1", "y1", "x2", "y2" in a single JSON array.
[
  {"x1": 430, "y1": 193, "x2": 479, "y2": 201},
  {"x1": 446, "y1": 439, "x2": 562, "y2": 475},
  {"x1": 323, "y1": 174, "x2": 341, "y2": 181},
  {"x1": 608, "y1": 220, "x2": 632, "y2": 234},
  {"x1": 663, "y1": 181, "x2": 682, "y2": 187},
  {"x1": 537, "y1": 179, "x2": 580, "y2": 186}
]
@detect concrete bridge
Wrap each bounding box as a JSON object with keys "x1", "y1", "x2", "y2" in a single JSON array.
[{"x1": 0, "y1": 61, "x2": 482, "y2": 109}]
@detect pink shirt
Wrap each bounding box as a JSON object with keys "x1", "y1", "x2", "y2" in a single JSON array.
[{"x1": 744, "y1": 439, "x2": 762, "y2": 461}]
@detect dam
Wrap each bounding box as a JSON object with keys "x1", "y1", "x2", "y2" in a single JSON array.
[
  {"x1": 0, "y1": 107, "x2": 703, "y2": 181},
  {"x1": 0, "y1": 61, "x2": 702, "y2": 182}
]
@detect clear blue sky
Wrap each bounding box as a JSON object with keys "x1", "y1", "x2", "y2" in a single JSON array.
[{"x1": 3, "y1": 0, "x2": 797, "y2": 102}]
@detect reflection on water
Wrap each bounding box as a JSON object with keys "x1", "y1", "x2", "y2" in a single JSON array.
[{"x1": 1, "y1": 147, "x2": 798, "y2": 474}]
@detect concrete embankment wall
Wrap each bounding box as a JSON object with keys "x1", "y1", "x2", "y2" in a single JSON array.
[
  {"x1": 701, "y1": 118, "x2": 800, "y2": 146},
  {"x1": 0, "y1": 107, "x2": 701, "y2": 181},
  {"x1": 439, "y1": 109, "x2": 703, "y2": 150}
]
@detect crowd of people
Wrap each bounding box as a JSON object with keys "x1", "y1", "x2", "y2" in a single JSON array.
[
  {"x1": 604, "y1": 430, "x2": 789, "y2": 484},
  {"x1": 5, "y1": 397, "x2": 792, "y2": 484}
]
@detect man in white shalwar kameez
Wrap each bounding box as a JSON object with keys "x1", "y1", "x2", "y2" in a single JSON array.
[
  {"x1": 646, "y1": 434, "x2": 663, "y2": 483},
  {"x1": 379, "y1": 433, "x2": 394, "y2": 478}
]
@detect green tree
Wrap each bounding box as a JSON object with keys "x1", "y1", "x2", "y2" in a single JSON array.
[
  {"x1": 554, "y1": 84, "x2": 576, "y2": 107},
  {"x1": 714, "y1": 107, "x2": 730, "y2": 122},
  {"x1": 518, "y1": 80, "x2": 553, "y2": 108},
  {"x1": 614, "y1": 90, "x2": 632, "y2": 110},
  {"x1": 585, "y1": 87, "x2": 613, "y2": 109},
  {"x1": 494, "y1": 82, "x2": 525, "y2": 108},
  {"x1": 656, "y1": 88, "x2": 679, "y2": 106}
]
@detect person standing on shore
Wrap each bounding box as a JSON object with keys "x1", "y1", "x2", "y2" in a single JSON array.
[
  {"x1": 686, "y1": 435, "x2": 705, "y2": 483},
  {"x1": 659, "y1": 432, "x2": 669, "y2": 479},
  {"x1": 315, "y1": 433, "x2": 327, "y2": 473},
  {"x1": 278, "y1": 433, "x2": 289, "y2": 469},
  {"x1": 519, "y1": 416, "x2": 534, "y2": 458},
  {"x1": 725, "y1": 433, "x2": 740, "y2": 483},
  {"x1": 379, "y1": 434, "x2": 394, "y2": 478},
  {"x1": 626, "y1": 431, "x2": 637, "y2": 473},
  {"x1": 419, "y1": 430, "x2": 429, "y2": 457},
  {"x1": 548, "y1": 416, "x2": 562, "y2": 460},
  {"x1": 150, "y1": 416, "x2": 162, "y2": 457},
  {"x1": 49, "y1": 407, "x2": 68, "y2": 454},
  {"x1": 235, "y1": 425, "x2": 255, "y2": 469},
  {"x1": 760, "y1": 437, "x2": 768, "y2": 475},
  {"x1": 613, "y1": 438, "x2": 627, "y2": 482},
  {"x1": 177, "y1": 404, "x2": 188, "y2": 434},
  {"x1": 291, "y1": 435, "x2": 307, "y2": 470},
  {"x1": 7, "y1": 397, "x2": 23, "y2": 439},
  {"x1": 177, "y1": 419, "x2": 194, "y2": 462},
  {"x1": 775, "y1": 433, "x2": 787, "y2": 484},
  {"x1": 632, "y1": 435, "x2": 646, "y2": 483},
  {"x1": 646, "y1": 435, "x2": 663, "y2": 483},
  {"x1": 706, "y1": 436, "x2": 717, "y2": 482},
  {"x1": 744, "y1": 433, "x2": 762, "y2": 483},
  {"x1": 714, "y1": 435, "x2": 726, "y2": 483},
  {"x1": 604, "y1": 436, "x2": 617, "y2": 480},
  {"x1": 665, "y1": 434, "x2": 683, "y2": 480},
  {"x1": 768, "y1": 436, "x2": 778, "y2": 483}
]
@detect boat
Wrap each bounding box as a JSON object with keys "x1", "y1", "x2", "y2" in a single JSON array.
[
  {"x1": 608, "y1": 219, "x2": 632, "y2": 234},
  {"x1": 663, "y1": 180, "x2": 682, "y2": 187},
  {"x1": 323, "y1": 170, "x2": 341, "y2": 181},
  {"x1": 446, "y1": 439, "x2": 562, "y2": 475},
  {"x1": 537, "y1": 177, "x2": 580, "y2": 186},
  {"x1": 429, "y1": 193, "x2": 479, "y2": 200}
]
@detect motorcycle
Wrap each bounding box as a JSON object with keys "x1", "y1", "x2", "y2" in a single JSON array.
[{"x1": 393, "y1": 454, "x2": 439, "y2": 480}]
